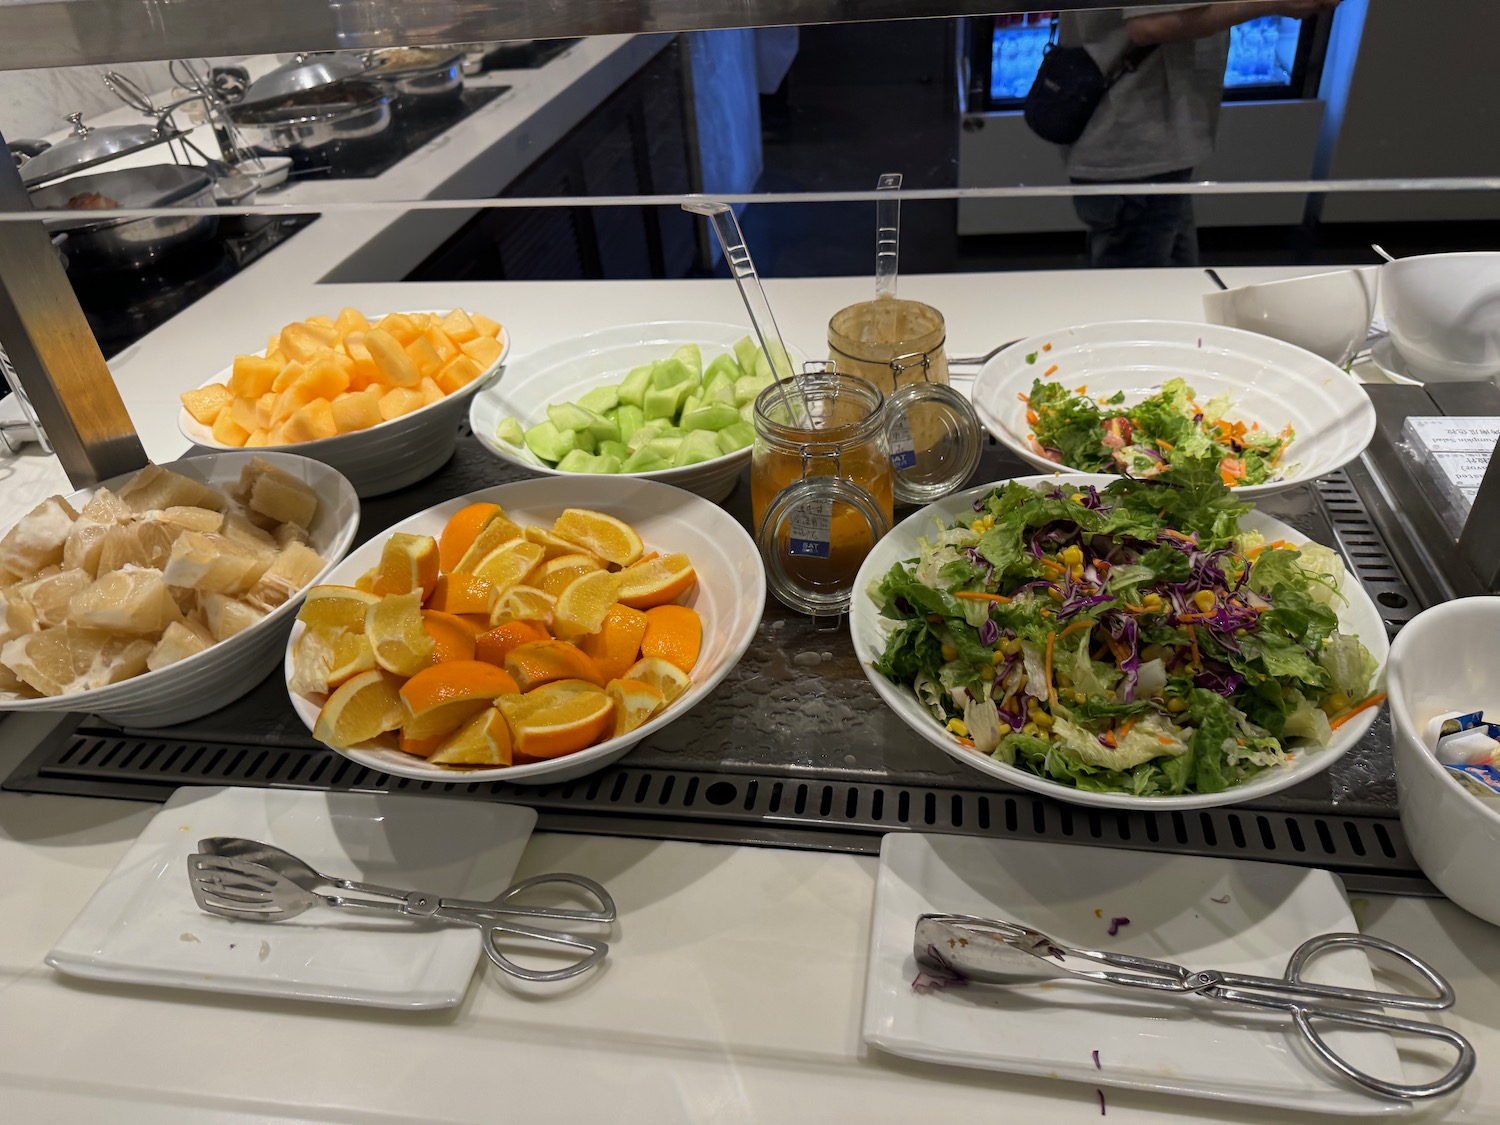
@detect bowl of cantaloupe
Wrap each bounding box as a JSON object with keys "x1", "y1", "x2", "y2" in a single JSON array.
[{"x1": 179, "y1": 307, "x2": 509, "y2": 498}]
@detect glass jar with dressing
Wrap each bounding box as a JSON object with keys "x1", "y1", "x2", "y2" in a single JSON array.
[{"x1": 828, "y1": 295, "x2": 983, "y2": 506}]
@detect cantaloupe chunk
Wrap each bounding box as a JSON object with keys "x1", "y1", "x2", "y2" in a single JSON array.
[
  {"x1": 271, "y1": 360, "x2": 307, "y2": 394},
  {"x1": 471, "y1": 313, "x2": 503, "y2": 338},
  {"x1": 460, "y1": 334, "x2": 504, "y2": 370},
  {"x1": 211, "y1": 410, "x2": 250, "y2": 447},
  {"x1": 230, "y1": 355, "x2": 282, "y2": 399},
  {"x1": 283, "y1": 398, "x2": 338, "y2": 444},
  {"x1": 418, "y1": 376, "x2": 444, "y2": 407},
  {"x1": 271, "y1": 382, "x2": 316, "y2": 426},
  {"x1": 181, "y1": 383, "x2": 233, "y2": 426},
  {"x1": 406, "y1": 335, "x2": 444, "y2": 381},
  {"x1": 379, "y1": 386, "x2": 426, "y2": 421},
  {"x1": 280, "y1": 321, "x2": 339, "y2": 362},
  {"x1": 374, "y1": 313, "x2": 420, "y2": 347},
  {"x1": 425, "y1": 325, "x2": 459, "y2": 364},
  {"x1": 297, "y1": 357, "x2": 351, "y2": 401},
  {"x1": 333, "y1": 307, "x2": 370, "y2": 336},
  {"x1": 245, "y1": 428, "x2": 271, "y2": 448},
  {"x1": 437, "y1": 356, "x2": 483, "y2": 395},
  {"x1": 306, "y1": 315, "x2": 335, "y2": 330},
  {"x1": 256, "y1": 393, "x2": 276, "y2": 430},
  {"x1": 365, "y1": 328, "x2": 420, "y2": 387},
  {"x1": 227, "y1": 395, "x2": 260, "y2": 435},
  {"x1": 331, "y1": 387, "x2": 383, "y2": 434},
  {"x1": 441, "y1": 308, "x2": 479, "y2": 344}
]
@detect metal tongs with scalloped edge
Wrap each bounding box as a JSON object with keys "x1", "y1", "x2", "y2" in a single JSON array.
[
  {"x1": 914, "y1": 913, "x2": 1474, "y2": 1101},
  {"x1": 188, "y1": 837, "x2": 614, "y2": 982}
]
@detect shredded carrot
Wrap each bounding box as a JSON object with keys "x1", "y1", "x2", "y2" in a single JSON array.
[
  {"x1": 927, "y1": 614, "x2": 944, "y2": 623},
  {"x1": 1043, "y1": 364, "x2": 1059, "y2": 377},
  {"x1": 1026, "y1": 409, "x2": 1040, "y2": 425},
  {"x1": 955, "y1": 592, "x2": 1011, "y2": 603},
  {"x1": 1156, "y1": 439, "x2": 1175, "y2": 451},
  {"x1": 1157, "y1": 735, "x2": 1176, "y2": 746},
  {"x1": 1245, "y1": 539, "x2": 1288, "y2": 560},
  {"x1": 1118, "y1": 716, "x2": 1136, "y2": 740},
  {"x1": 1121, "y1": 603, "x2": 1148, "y2": 613},
  {"x1": 1045, "y1": 631, "x2": 1057, "y2": 708},
  {"x1": 1101, "y1": 731, "x2": 1118, "y2": 748},
  {"x1": 955, "y1": 736, "x2": 975, "y2": 749},
  {"x1": 1042, "y1": 342, "x2": 1053, "y2": 352},
  {"x1": 1038, "y1": 557, "x2": 1066, "y2": 574},
  {"x1": 1074, "y1": 385, "x2": 1088, "y2": 395},
  {"x1": 1161, "y1": 529, "x2": 1197, "y2": 544},
  {"x1": 1176, "y1": 612, "x2": 1212, "y2": 623},
  {"x1": 1329, "y1": 692, "x2": 1388, "y2": 730},
  {"x1": 1017, "y1": 392, "x2": 1030, "y2": 404},
  {"x1": 1186, "y1": 624, "x2": 1200, "y2": 665},
  {"x1": 1058, "y1": 619, "x2": 1093, "y2": 640}
]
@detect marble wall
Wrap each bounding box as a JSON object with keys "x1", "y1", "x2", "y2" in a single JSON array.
[{"x1": 1, "y1": 62, "x2": 175, "y2": 143}]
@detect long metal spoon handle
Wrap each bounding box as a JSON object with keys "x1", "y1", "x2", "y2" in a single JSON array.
[
  {"x1": 875, "y1": 172, "x2": 901, "y2": 299},
  {"x1": 683, "y1": 200, "x2": 809, "y2": 427}
]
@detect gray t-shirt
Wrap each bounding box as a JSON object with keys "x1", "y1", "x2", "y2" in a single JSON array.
[{"x1": 1059, "y1": 7, "x2": 1230, "y2": 181}]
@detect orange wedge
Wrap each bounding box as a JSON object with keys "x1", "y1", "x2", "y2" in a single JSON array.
[
  {"x1": 578, "y1": 603, "x2": 648, "y2": 680},
  {"x1": 328, "y1": 631, "x2": 376, "y2": 689},
  {"x1": 488, "y1": 584, "x2": 556, "y2": 628},
  {"x1": 429, "y1": 706, "x2": 513, "y2": 767},
  {"x1": 504, "y1": 638, "x2": 607, "y2": 690},
  {"x1": 532, "y1": 553, "x2": 603, "y2": 598},
  {"x1": 623, "y1": 655, "x2": 691, "y2": 703},
  {"x1": 438, "y1": 502, "x2": 500, "y2": 573},
  {"x1": 289, "y1": 629, "x2": 337, "y2": 697},
  {"x1": 297, "y1": 585, "x2": 380, "y2": 636},
  {"x1": 422, "y1": 609, "x2": 478, "y2": 664},
  {"x1": 509, "y1": 689, "x2": 614, "y2": 759},
  {"x1": 471, "y1": 539, "x2": 546, "y2": 595},
  {"x1": 628, "y1": 551, "x2": 659, "y2": 569},
  {"x1": 640, "y1": 604, "x2": 701, "y2": 672},
  {"x1": 551, "y1": 508, "x2": 644, "y2": 567},
  {"x1": 427, "y1": 573, "x2": 494, "y2": 615},
  {"x1": 399, "y1": 659, "x2": 520, "y2": 740},
  {"x1": 313, "y1": 669, "x2": 405, "y2": 749},
  {"x1": 495, "y1": 678, "x2": 601, "y2": 725},
  {"x1": 475, "y1": 619, "x2": 551, "y2": 667},
  {"x1": 453, "y1": 507, "x2": 525, "y2": 574},
  {"x1": 606, "y1": 677, "x2": 666, "y2": 737},
  {"x1": 524, "y1": 524, "x2": 602, "y2": 563},
  {"x1": 366, "y1": 590, "x2": 435, "y2": 676},
  {"x1": 399, "y1": 731, "x2": 446, "y2": 758},
  {"x1": 552, "y1": 569, "x2": 624, "y2": 638},
  {"x1": 616, "y1": 553, "x2": 697, "y2": 609},
  {"x1": 370, "y1": 533, "x2": 440, "y2": 599}
]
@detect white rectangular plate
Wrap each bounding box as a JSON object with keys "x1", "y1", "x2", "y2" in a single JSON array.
[
  {"x1": 864, "y1": 834, "x2": 1411, "y2": 1116},
  {"x1": 47, "y1": 786, "x2": 537, "y2": 1009}
]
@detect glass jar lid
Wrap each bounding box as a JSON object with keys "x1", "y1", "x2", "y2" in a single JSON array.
[
  {"x1": 883, "y1": 380, "x2": 984, "y2": 506},
  {"x1": 757, "y1": 475, "x2": 890, "y2": 618},
  {"x1": 19, "y1": 112, "x2": 180, "y2": 187}
]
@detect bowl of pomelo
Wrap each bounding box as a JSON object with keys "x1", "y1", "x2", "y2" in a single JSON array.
[
  {"x1": 179, "y1": 307, "x2": 509, "y2": 498},
  {"x1": 0, "y1": 452, "x2": 359, "y2": 727},
  {"x1": 284, "y1": 474, "x2": 764, "y2": 783}
]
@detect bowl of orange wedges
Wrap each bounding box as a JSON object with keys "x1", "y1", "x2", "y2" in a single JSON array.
[
  {"x1": 283, "y1": 475, "x2": 765, "y2": 783},
  {"x1": 179, "y1": 307, "x2": 509, "y2": 498}
]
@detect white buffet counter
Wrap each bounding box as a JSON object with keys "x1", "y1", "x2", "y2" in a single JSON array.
[{"x1": 0, "y1": 261, "x2": 1495, "y2": 1123}]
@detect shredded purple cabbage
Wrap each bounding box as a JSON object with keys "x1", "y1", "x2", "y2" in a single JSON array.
[
  {"x1": 1100, "y1": 614, "x2": 1141, "y2": 701},
  {"x1": 1107, "y1": 916, "x2": 1130, "y2": 937},
  {"x1": 978, "y1": 617, "x2": 1000, "y2": 647},
  {"x1": 996, "y1": 701, "x2": 1026, "y2": 731},
  {"x1": 894, "y1": 596, "x2": 913, "y2": 616},
  {"x1": 1057, "y1": 593, "x2": 1112, "y2": 621},
  {"x1": 1194, "y1": 667, "x2": 1245, "y2": 696}
]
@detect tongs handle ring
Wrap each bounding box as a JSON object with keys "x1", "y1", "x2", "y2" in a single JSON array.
[
  {"x1": 433, "y1": 908, "x2": 610, "y2": 982},
  {"x1": 1289, "y1": 1003, "x2": 1475, "y2": 1101},
  {"x1": 441, "y1": 872, "x2": 617, "y2": 924}
]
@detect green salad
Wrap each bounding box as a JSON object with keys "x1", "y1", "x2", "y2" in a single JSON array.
[
  {"x1": 868, "y1": 461, "x2": 1381, "y2": 797},
  {"x1": 1025, "y1": 376, "x2": 1293, "y2": 487}
]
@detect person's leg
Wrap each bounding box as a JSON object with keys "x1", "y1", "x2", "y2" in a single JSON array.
[
  {"x1": 1162, "y1": 170, "x2": 1199, "y2": 267},
  {"x1": 1070, "y1": 182, "x2": 1127, "y2": 269},
  {"x1": 1072, "y1": 171, "x2": 1192, "y2": 268}
]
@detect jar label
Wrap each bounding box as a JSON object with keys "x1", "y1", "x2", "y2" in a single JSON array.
[
  {"x1": 889, "y1": 408, "x2": 917, "y2": 471},
  {"x1": 788, "y1": 498, "x2": 833, "y2": 558}
]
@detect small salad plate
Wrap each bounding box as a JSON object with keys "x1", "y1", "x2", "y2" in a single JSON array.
[
  {"x1": 864, "y1": 833, "x2": 1411, "y2": 1116},
  {"x1": 970, "y1": 320, "x2": 1377, "y2": 499},
  {"x1": 47, "y1": 786, "x2": 536, "y2": 1008}
]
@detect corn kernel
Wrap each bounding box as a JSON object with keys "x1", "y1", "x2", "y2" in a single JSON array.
[
  {"x1": 1323, "y1": 692, "x2": 1352, "y2": 716},
  {"x1": 1060, "y1": 545, "x2": 1083, "y2": 566},
  {"x1": 992, "y1": 649, "x2": 1006, "y2": 665},
  {"x1": 1022, "y1": 722, "x2": 1039, "y2": 737},
  {"x1": 1070, "y1": 493, "x2": 1086, "y2": 504},
  {"x1": 1070, "y1": 565, "x2": 1085, "y2": 582},
  {"x1": 940, "y1": 642, "x2": 958, "y2": 662},
  {"x1": 1048, "y1": 587, "x2": 1064, "y2": 603},
  {"x1": 1193, "y1": 590, "x2": 1216, "y2": 614},
  {"x1": 1167, "y1": 697, "x2": 1188, "y2": 713},
  {"x1": 1031, "y1": 710, "x2": 1054, "y2": 729},
  {"x1": 946, "y1": 718, "x2": 970, "y2": 737},
  {"x1": 1001, "y1": 636, "x2": 1022, "y2": 656},
  {"x1": 1142, "y1": 593, "x2": 1163, "y2": 610}
]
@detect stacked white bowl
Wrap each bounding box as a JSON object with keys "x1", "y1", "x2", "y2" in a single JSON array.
[{"x1": 1382, "y1": 252, "x2": 1500, "y2": 382}]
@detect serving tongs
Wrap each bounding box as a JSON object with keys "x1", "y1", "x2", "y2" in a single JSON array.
[
  {"x1": 188, "y1": 837, "x2": 615, "y2": 982},
  {"x1": 914, "y1": 913, "x2": 1475, "y2": 1101}
]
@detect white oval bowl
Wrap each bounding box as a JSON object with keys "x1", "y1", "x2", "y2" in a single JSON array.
[
  {"x1": 970, "y1": 320, "x2": 1376, "y2": 500},
  {"x1": 178, "y1": 313, "x2": 510, "y2": 498},
  {"x1": 0, "y1": 451, "x2": 360, "y2": 728},
  {"x1": 850, "y1": 472, "x2": 1389, "y2": 811},
  {"x1": 470, "y1": 321, "x2": 805, "y2": 505},
  {"x1": 285, "y1": 474, "x2": 765, "y2": 784},
  {"x1": 1382, "y1": 251, "x2": 1500, "y2": 381},
  {"x1": 1386, "y1": 596, "x2": 1500, "y2": 927},
  {"x1": 1202, "y1": 267, "x2": 1378, "y2": 367}
]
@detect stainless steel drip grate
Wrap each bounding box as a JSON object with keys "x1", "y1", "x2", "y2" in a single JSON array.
[
  {"x1": 1314, "y1": 470, "x2": 1420, "y2": 632},
  {"x1": 5, "y1": 719, "x2": 1434, "y2": 897}
]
